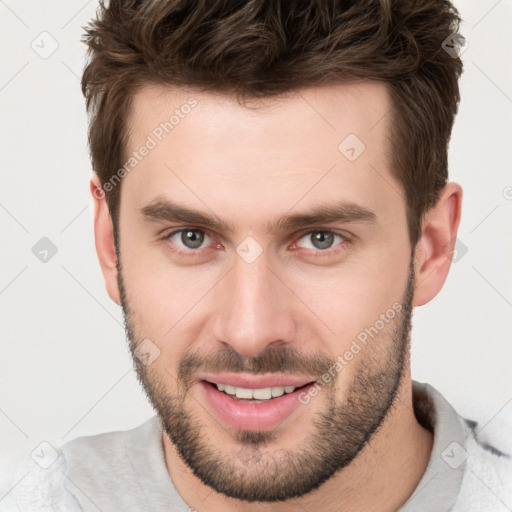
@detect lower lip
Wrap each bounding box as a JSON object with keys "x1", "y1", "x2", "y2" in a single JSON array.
[{"x1": 199, "y1": 381, "x2": 313, "y2": 432}]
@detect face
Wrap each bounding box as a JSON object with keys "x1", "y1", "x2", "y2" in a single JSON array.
[{"x1": 116, "y1": 82, "x2": 414, "y2": 501}]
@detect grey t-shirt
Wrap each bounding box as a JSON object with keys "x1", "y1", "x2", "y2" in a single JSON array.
[{"x1": 2, "y1": 381, "x2": 511, "y2": 511}]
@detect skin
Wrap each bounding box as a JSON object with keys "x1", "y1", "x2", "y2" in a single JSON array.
[{"x1": 91, "y1": 81, "x2": 462, "y2": 511}]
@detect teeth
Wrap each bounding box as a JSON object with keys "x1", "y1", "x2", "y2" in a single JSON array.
[
  {"x1": 271, "y1": 386, "x2": 285, "y2": 397},
  {"x1": 235, "y1": 387, "x2": 253, "y2": 399},
  {"x1": 214, "y1": 383, "x2": 297, "y2": 399},
  {"x1": 224, "y1": 384, "x2": 236, "y2": 395},
  {"x1": 253, "y1": 387, "x2": 272, "y2": 400}
]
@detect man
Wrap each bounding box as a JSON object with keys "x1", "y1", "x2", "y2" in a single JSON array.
[{"x1": 3, "y1": 1, "x2": 510, "y2": 511}]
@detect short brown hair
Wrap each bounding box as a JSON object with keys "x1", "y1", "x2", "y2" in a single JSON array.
[{"x1": 82, "y1": 0, "x2": 463, "y2": 246}]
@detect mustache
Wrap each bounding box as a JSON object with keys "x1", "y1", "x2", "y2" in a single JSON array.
[{"x1": 177, "y1": 346, "x2": 335, "y2": 386}]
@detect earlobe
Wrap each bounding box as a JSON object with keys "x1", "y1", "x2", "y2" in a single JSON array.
[
  {"x1": 90, "y1": 176, "x2": 121, "y2": 305},
  {"x1": 413, "y1": 182, "x2": 463, "y2": 307}
]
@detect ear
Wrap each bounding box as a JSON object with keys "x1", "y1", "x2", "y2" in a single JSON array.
[
  {"x1": 90, "y1": 175, "x2": 121, "y2": 305},
  {"x1": 413, "y1": 182, "x2": 463, "y2": 307}
]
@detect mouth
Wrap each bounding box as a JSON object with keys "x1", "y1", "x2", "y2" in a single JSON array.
[
  {"x1": 203, "y1": 380, "x2": 311, "y2": 403},
  {"x1": 198, "y1": 376, "x2": 317, "y2": 431}
]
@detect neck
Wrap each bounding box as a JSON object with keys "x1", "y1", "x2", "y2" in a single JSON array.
[{"x1": 162, "y1": 375, "x2": 433, "y2": 512}]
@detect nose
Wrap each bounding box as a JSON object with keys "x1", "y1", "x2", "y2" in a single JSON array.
[{"x1": 212, "y1": 252, "x2": 297, "y2": 357}]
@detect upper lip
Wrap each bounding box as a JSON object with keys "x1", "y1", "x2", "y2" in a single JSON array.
[{"x1": 198, "y1": 373, "x2": 316, "y2": 389}]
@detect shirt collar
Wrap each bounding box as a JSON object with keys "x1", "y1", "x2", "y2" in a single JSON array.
[{"x1": 398, "y1": 381, "x2": 469, "y2": 511}]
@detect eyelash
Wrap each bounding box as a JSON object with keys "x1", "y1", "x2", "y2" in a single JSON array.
[{"x1": 162, "y1": 228, "x2": 350, "y2": 258}]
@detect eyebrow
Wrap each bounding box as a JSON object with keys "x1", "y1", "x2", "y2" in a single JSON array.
[{"x1": 138, "y1": 197, "x2": 377, "y2": 234}]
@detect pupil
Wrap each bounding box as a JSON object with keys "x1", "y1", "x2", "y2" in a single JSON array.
[
  {"x1": 312, "y1": 231, "x2": 334, "y2": 250},
  {"x1": 182, "y1": 230, "x2": 204, "y2": 249}
]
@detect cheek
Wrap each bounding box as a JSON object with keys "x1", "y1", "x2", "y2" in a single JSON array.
[
  {"x1": 120, "y1": 247, "x2": 219, "y2": 351},
  {"x1": 283, "y1": 248, "x2": 410, "y2": 349}
]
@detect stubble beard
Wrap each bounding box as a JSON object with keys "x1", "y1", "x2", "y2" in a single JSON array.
[{"x1": 118, "y1": 258, "x2": 415, "y2": 502}]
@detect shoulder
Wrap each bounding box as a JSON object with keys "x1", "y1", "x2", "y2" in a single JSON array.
[
  {"x1": 0, "y1": 418, "x2": 160, "y2": 512},
  {"x1": 454, "y1": 419, "x2": 512, "y2": 511},
  {"x1": 0, "y1": 449, "x2": 82, "y2": 512},
  {"x1": 61, "y1": 417, "x2": 160, "y2": 491},
  {"x1": 62, "y1": 415, "x2": 159, "y2": 462},
  {"x1": 62, "y1": 423, "x2": 132, "y2": 466}
]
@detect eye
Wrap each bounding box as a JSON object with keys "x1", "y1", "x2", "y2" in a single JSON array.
[
  {"x1": 168, "y1": 228, "x2": 213, "y2": 251},
  {"x1": 294, "y1": 230, "x2": 346, "y2": 251}
]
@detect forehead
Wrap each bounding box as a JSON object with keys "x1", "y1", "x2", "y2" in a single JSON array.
[
  {"x1": 121, "y1": 81, "x2": 403, "y2": 232},
  {"x1": 126, "y1": 81, "x2": 391, "y2": 153}
]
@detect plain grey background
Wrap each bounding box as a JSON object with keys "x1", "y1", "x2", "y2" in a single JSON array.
[{"x1": 1, "y1": 0, "x2": 511, "y2": 470}]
